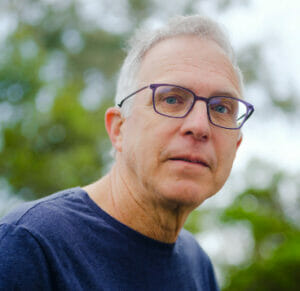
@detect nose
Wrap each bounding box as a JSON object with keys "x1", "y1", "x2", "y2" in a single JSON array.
[{"x1": 180, "y1": 101, "x2": 211, "y2": 141}]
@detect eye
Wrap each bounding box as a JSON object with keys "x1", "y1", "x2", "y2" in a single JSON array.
[
  {"x1": 209, "y1": 98, "x2": 235, "y2": 115},
  {"x1": 164, "y1": 96, "x2": 179, "y2": 104},
  {"x1": 212, "y1": 104, "x2": 228, "y2": 113}
]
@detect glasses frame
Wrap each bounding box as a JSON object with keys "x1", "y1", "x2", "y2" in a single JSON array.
[{"x1": 118, "y1": 83, "x2": 254, "y2": 130}]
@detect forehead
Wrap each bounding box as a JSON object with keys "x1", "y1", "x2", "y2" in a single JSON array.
[{"x1": 137, "y1": 35, "x2": 241, "y2": 97}]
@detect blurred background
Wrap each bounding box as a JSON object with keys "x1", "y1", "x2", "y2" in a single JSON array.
[{"x1": 0, "y1": 0, "x2": 299, "y2": 290}]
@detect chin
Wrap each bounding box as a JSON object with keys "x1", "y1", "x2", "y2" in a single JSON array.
[{"x1": 157, "y1": 181, "x2": 215, "y2": 208}]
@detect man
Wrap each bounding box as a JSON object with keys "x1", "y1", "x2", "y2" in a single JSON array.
[{"x1": 0, "y1": 15, "x2": 254, "y2": 290}]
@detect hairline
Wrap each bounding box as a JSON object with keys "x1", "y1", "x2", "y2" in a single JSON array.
[{"x1": 115, "y1": 16, "x2": 244, "y2": 118}]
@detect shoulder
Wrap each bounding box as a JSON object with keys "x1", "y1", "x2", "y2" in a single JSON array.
[
  {"x1": 0, "y1": 187, "x2": 85, "y2": 288},
  {"x1": 0, "y1": 187, "x2": 85, "y2": 236},
  {"x1": 0, "y1": 187, "x2": 92, "y2": 289},
  {"x1": 0, "y1": 222, "x2": 53, "y2": 289},
  {"x1": 178, "y1": 229, "x2": 213, "y2": 268},
  {"x1": 179, "y1": 228, "x2": 213, "y2": 265},
  {"x1": 179, "y1": 228, "x2": 208, "y2": 257},
  {"x1": 178, "y1": 229, "x2": 219, "y2": 290}
]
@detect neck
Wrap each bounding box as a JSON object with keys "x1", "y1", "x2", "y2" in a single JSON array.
[{"x1": 83, "y1": 165, "x2": 192, "y2": 243}]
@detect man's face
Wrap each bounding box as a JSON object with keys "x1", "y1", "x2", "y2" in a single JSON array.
[{"x1": 117, "y1": 35, "x2": 242, "y2": 209}]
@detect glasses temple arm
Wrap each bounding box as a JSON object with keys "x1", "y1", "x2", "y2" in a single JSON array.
[
  {"x1": 117, "y1": 86, "x2": 149, "y2": 107},
  {"x1": 244, "y1": 106, "x2": 254, "y2": 121}
]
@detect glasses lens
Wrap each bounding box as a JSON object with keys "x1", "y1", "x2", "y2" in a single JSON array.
[
  {"x1": 208, "y1": 96, "x2": 248, "y2": 129},
  {"x1": 154, "y1": 85, "x2": 194, "y2": 117}
]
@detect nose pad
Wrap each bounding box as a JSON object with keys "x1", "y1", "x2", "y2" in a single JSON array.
[{"x1": 181, "y1": 101, "x2": 211, "y2": 141}]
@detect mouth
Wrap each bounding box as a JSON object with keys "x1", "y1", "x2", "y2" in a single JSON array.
[{"x1": 169, "y1": 157, "x2": 210, "y2": 168}]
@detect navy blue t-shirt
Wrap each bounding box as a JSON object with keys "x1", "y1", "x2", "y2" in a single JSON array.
[{"x1": 0, "y1": 187, "x2": 219, "y2": 290}]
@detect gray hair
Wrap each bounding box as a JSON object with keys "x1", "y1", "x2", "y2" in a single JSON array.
[{"x1": 115, "y1": 15, "x2": 244, "y2": 117}]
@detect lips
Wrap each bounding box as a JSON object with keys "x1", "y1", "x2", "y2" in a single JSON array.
[{"x1": 169, "y1": 156, "x2": 210, "y2": 168}]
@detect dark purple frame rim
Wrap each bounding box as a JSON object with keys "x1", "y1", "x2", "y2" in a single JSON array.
[{"x1": 118, "y1": 83, "x2": 254, "y2": 130}]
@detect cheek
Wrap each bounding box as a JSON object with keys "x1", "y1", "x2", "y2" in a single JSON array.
[
  {"x1": 122, "y1": 114, "x2": 160, "y2": 169},
  {"x1": 126, "y1": 110, "x2": 172, "y2": 148},
  {"x1": 214, "y1": 135, "x2": 239, "y2": 178},
  {"x1": 122, "y1": 108, "x2": 181, "y2": 171}
]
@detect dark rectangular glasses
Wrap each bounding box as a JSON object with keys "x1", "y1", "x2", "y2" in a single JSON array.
[{"x1": 118, "y1": 83, "x2": 254, "y2": 130}]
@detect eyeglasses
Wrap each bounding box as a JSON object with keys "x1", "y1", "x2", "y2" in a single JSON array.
[{"x1": 118, "y1": 83, "x2": 254, "y2": 130}]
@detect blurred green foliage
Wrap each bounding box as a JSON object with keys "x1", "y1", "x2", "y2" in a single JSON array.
[
  {"x1": 221, "y1": 171, "x2": 300, "y2": 290},
  {"x1": 0, "y1": 0, "x2": 127, "y2": 198},
  {"x1": 0, "y1": 0, "x2": 299, "y2": 290}
]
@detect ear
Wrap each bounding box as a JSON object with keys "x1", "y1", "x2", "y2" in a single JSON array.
[{"x1": 105, "y1": 107, "x2": 124, "y2": 152}]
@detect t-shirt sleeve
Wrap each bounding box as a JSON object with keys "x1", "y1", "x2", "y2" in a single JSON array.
[{"x1": 0, "y1": 223, "x2": 52, "y2": 290}]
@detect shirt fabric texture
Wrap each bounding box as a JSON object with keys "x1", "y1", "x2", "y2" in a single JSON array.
[{"x1": 0, "y1": 187, "x2": 219, "y2": 291}]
